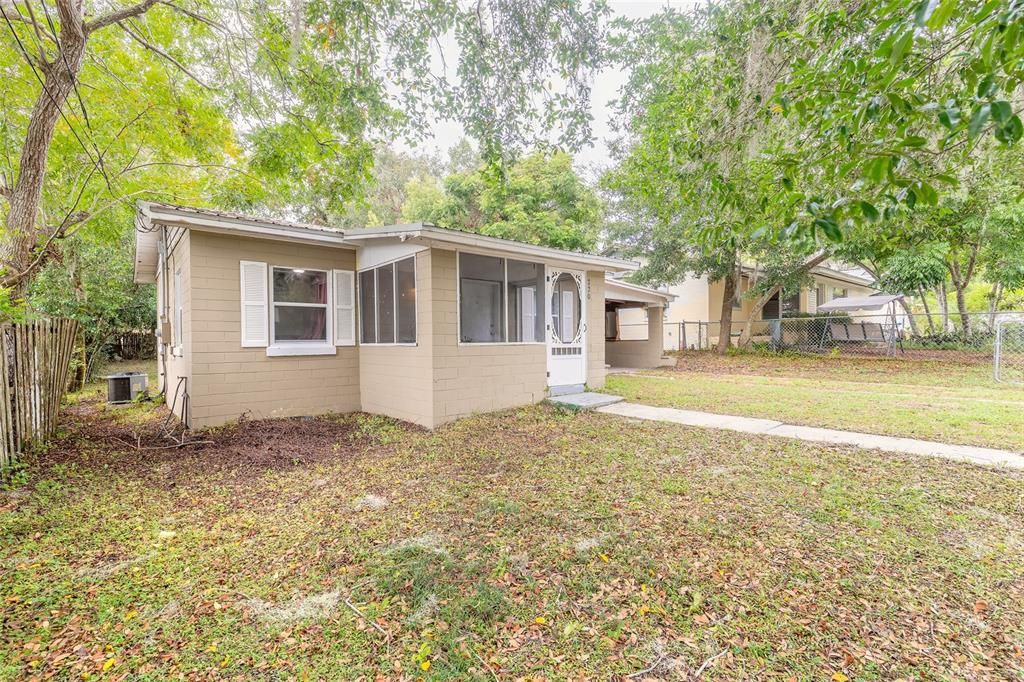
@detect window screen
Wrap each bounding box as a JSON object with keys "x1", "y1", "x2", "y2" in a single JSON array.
[
  {"x1": 359, "y1": 257, "x2": 416, "y2": 344},
  {"x1": 781, "y1": 290, "x2": 801, "y2": 316},
  {"x1": 377, "y1": 263, "x2": 395, "y2": 344},
  {"x1": 459, "y1": 253, "x2": 506, "y2": 343},
  {"x1": 359, "y1": 269, "x2": 376, "y2": 344},
  {"x1": 396, "y1": 257, "x2": 417, "y2": 343},
  {"x1": 506, "y1": 260, "x2": 544, "y2": 342}
]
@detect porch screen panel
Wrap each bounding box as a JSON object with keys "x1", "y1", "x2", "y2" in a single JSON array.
[
  {"x1": 377, "y1": 263, "x2": 396, "y2": 344},
  {"x1": 459, "y1": 253, "x2": 505, "y2": 343},
  {"x1": 396, "y1": 257, "x2": 417, "y2": 343},
  {"x1": 506, "y1": 260, "x2": 543, "y2": 342},
  {"x1": 359, "y1": 269, "x2": 376, "y2": 344}
]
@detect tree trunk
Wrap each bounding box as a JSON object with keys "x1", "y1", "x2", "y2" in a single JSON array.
[
  {"x1": 919, "y1": 286, "x2": 935, "y2": 334},
  {"x1": 0, "y1": 0, "x2": 89, "y2": 295},
  {"x1": 716, "y1": 264, "x2": 738, "y2": 355},
  {"x1": 898, "y1": 297, "x2": 919, "y2": 336},
  {"x1": 740, "y1": 283, "x2": 780, "y2": 347},
  {"x1": 937, "y1": 282, "x2": 950, "y2": 331},
  {"x1": 988, "y1": 282, "x2": 1003, "y2": 329},
  {"x1": 946, "y1": 245, "x2": 978, "y2": 336},
  {"x1": 954, "y1": 284, "x2": 971, "y2": 335}
]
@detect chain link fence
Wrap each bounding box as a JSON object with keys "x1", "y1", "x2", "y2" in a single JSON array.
[
  {"x1": 621, "y1": 312, "x2": 1024, "y2": 379},
  {"x1": 995, "y1": 319, "x2": 1024, "y2": 384}
]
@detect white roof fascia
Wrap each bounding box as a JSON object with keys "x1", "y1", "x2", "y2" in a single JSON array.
[
  {"x1": 811, "y1": 266, "x2": 876, "y2": 288},
  {"x1": 605, "y1": 279, "x2": 675, "y2": 306},
  {"x1": 133, "y1": 211, "x2": 160, "y2": 284},
  {"x1": 139, "y1": 202, "x2": 350, "y2": 247}
]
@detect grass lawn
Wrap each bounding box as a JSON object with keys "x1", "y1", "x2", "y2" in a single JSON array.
[
  {"x1": 603, "y1": 352, "x2": 1024, "y2": 451},
  {"x1": 2, "y1": 391, "x2": 1023, "y2": 680}
]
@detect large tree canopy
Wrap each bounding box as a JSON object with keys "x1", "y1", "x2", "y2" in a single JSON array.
[
  {"x1": 603, "y1": 2, "x2": 832, "y2": 351},
  {"x1": 775, "y1": 0, "x2": 1024, "y2": 234},
  {"x1": 401, "y1": 150, "x2": 603, "y2": 251},
  {"x1": 603, "y1": 0, "x2": 1024, "y2": 352},
  {"x1": 0, "y1": 0, "x2": 606, "y2": 312}
]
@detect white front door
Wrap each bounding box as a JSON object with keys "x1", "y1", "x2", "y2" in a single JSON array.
[{"x1": 547, "y1": 268, "x2": 587, "y2": 389}]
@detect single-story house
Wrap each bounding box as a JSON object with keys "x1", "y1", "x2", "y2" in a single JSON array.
[
  {"x1": 133, "y1": 202, "x2": 670, "y2": 429},
  {"x1": 616, "y1": 264, "x2": 880, "y2": 350}
]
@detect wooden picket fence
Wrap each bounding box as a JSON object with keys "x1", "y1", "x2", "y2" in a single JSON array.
[
  {"x1": 108, "y1": 330, "x2": 157, "y2": 360},
  {"x1": 0, "y1": 319, "x2": 79, "y2": 472}
]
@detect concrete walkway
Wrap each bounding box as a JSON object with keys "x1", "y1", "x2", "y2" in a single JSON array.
[{"x1": 596, "y1": 402, "x2": 1024, "y2": 471}]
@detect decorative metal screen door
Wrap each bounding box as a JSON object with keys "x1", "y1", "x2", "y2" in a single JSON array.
[{"x1": 546, "y1": 268, "x2": 587, "y2": 389}]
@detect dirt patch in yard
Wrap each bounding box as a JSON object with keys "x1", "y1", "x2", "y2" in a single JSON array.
[{"x1": 36, "y1": 396, "x2": 409, "y2": 488}]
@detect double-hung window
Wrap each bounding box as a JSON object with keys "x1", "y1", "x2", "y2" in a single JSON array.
[
  {"x1": 359, "y1": 257, "x2": 417, "y2": 344},
  {"x1": 240, "y1": 261, "x2": 355, "y2": 355},
  {"x1": 272, "y1": 267, "x2": 329, "y2": 344},
  {"x1": 458, "y1": 253, "x2": 544, "y2": 343}
]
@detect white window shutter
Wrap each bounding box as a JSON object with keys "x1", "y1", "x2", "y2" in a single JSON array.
[
  {"x1": 333, "y1": 269, "x2": 356, "y2": 346},
  {"x1": 240, "y1": 260, "x2": 268, "y2": 347}
]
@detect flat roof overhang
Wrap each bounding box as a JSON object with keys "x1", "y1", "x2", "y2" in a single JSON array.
[{"x1": 604, "y1": 278, "x2": 675, "y2": 307}]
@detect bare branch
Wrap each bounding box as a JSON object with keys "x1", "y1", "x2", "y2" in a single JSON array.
[
  {"x1": 21, "y1": 1, "x2": 56, "y2": 62},
  {"x1": 121, "y1": 161, "x2": 264, "y2": 184},
  {"x1": 84, "y1": 0, "x2": 158, "y2": 33},
  {"x1": 0, "y1": 2, "x2": 40, "y2": 27},
  {"x1": 117, "y1": 20, "x2": 214, "y2": 88}
]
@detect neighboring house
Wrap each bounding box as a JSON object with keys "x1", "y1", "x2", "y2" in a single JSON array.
[
  {"x1": 617, "y1": 264, "x2": 880, "y2": 350},
  {"x1": 133, "y1": 202, "x2": 670, "y2": 429}
]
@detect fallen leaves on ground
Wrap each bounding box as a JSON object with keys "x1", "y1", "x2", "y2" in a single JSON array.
[{"x1": 1, "y1": 395, "x2": 1023, "y2": 680}]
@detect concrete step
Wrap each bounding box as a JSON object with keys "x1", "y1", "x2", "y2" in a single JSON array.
[
  {"x1": 546, "y1": 392, "x2": 624, "y2": 410},
  {"x1": 548, "y1": 383, "x2": 585, "y2": 397}
]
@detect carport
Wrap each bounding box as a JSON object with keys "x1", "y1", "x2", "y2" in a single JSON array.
[{"x1": 604, "y1": 279, "x2": 675, "y2": 369}]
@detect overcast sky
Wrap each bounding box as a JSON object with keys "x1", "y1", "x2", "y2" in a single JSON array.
[{"x1": 400, "y1": 1, "x2": 692, "y2": 176}]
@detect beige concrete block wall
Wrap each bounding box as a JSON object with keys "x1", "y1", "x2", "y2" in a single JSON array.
[
  {"x1": 430, "y1": 249, "x2": 547, "y2": 426},
  {"x1": 615, "y1": 307, "x2": 648, "y2": 341},
  {"x1": 586, "y1": 271, "x2": 606, "y2": 389},
  {"x1": 358, "y1": 250, "x2": 435, "y2": 427},
  {"x1": 160, "y1": 230, "x2": 191, "y2": 423},
  {"x1": 605, "y1": 307, "x2": 664, "y2": 368},
  {"x1": 187, "y1": 231, "x2": 360, "y2": 428}
]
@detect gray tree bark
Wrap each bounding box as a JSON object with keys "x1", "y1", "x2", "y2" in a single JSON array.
[
  {"x1": 0, "y1": 0, "x2": 159, "y2": 297},
  {"x1": 716, "y1": 258, "x2": 738, "y2": 355}
]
